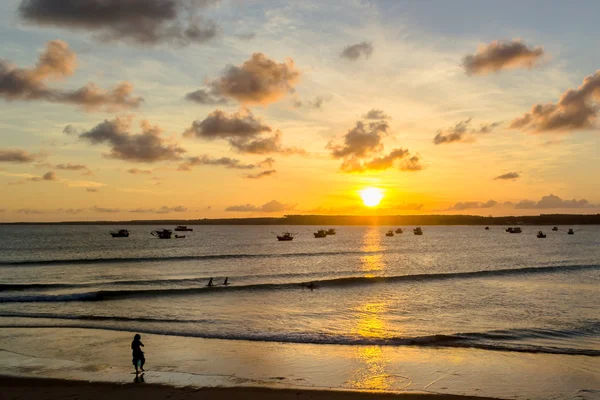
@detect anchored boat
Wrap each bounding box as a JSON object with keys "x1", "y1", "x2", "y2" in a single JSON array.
[
  {"x1": 385, "y1": 230, "x2": 394, "y2": 237},
  {"x1": 314, "y1": 229, "x2": 327, "y2": 238},
  {"x1": 151, "y1": 229, "x2": 172, "y2": 239},
  {"x1": 276, "y1": 232, "x2": 295, "y2": 241},
  {"x1": 395, "y1": 228, "x2": 403, "y2": 234},
  {"x1": 413, "y1": 227, "x2": 423, "y2": 235},
  {"x1": 110, "y1": 229, "x2": 129, "y2": 238},
  {"x1": 537, "y1": 231, "x2": 546, "y2": 238},
  {"x1": 174, "y1": 225, "x2": 193, "y2": 232},
  {"x1": 326, "y1": 228, "x2": 336, "y2": 235}
]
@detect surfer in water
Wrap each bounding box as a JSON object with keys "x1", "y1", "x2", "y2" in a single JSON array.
[
  {"x1": 207, "y1": 278, "x2": 214, "y2": 287},
  {"x1": 223, "y1": 277, "x2": 229, "y2": 286},
  {"x1": 131, "y1": 334, "x2": 145, "y2": 374}
]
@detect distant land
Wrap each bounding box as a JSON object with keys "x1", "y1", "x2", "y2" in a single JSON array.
[{"x1": 2, "y1": 214, "x2": 600, "y2": 225}]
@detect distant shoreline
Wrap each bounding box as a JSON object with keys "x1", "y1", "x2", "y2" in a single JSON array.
[{"x1": 1, "y1": 214, "x2": 599, "y2": 225}]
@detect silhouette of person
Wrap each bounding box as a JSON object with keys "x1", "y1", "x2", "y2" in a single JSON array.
[
  {"x1": 131, "y1": 334, "x2": 145, "y2": 374},
  {"x1": 223, "y1": 277, "x2": 229, "y2": 286},
  {"x1": 207, "y1": 278, "x2": 214, "y2": 287}
]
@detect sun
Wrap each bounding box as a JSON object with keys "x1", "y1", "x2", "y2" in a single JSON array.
[{"x1": 359, "y1": 187, "x2": 384, "y2": 207}]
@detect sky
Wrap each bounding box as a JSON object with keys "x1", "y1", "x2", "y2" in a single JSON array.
[{"x1": 1, "y1": 0, "x2": 600, "y2": 222}]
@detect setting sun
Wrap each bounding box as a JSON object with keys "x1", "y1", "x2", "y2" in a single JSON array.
[{"x1": 360, "y1": 188, "x2": 384, "y2": 207}]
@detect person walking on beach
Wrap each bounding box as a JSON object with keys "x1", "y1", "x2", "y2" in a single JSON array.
[{"x1": 131, "y1": 334, "x2": 145, "y2": 374}]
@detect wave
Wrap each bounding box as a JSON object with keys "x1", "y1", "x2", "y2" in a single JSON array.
[
  {"x1": 0, "y1": 264, "x2": 597, "y2": 303},
  {"x1": 0, "y1": 318, "x2": 598, "y2": 357},
  {"x1": 0, "y1": 249, "x2": 381, "y2": 267}
]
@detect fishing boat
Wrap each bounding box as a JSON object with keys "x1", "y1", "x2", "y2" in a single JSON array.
[
  {"x1": 385, "y1": 230, "x2": 394, "y2": 237},
  {"x1": 537, "y1": 231, "x2": 546, "y2": 238},
  {"x1": 413, "y1": 227, "x2": 423, "y2": 235},
  {"x1": 326, "y1": 228, "x2": 336, "y2": 235},
  {"x1": 568, "y1": 229, "x2": 575, "y2": 235},
  {"x1": 314, "y1": 229, "x2": 327, "y2": 238},
  {"x1": 513, "y1": 227, "x2": 522, "y2": 233},
  {"x1": 395, "y1": 228, "x2": 403, "y2": 234},
  {"x1": 174, "y1": 225, "x2": 193, "y2": 232},
  {"x1": 552, "y1": 227, "x2": 559, "y2": 231},
  {"x1": 506, "y1": 227, "x2": 514, "y2": 233},
  {"x1": 277, "y1": 232, "x2": 295, "y2": 241},
  {"x1": 175, "y1": 235, "x2": 186, "y2": 239},
  {"x1": 151, "y1": 229, "x2": 172, "y2": 239},
  {"x1": 110, "y1": 229, "x2": 129, "y2": 238}
]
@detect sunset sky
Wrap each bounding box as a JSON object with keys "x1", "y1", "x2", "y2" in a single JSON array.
[{"x1": 1, "y1": 0, "x2": 600, "y2": 222}]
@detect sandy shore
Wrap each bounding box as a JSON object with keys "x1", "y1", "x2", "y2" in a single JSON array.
[{"x1": 0, "y1": 376, "x2": 501, "y2": 400}]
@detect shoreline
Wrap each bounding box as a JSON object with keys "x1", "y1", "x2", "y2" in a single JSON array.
[{"x1": 0, "y1": 376, "x2": 502, "y2": 400}]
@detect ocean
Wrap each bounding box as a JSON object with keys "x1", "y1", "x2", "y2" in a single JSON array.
[{"x1": 0, "y1": 224, "x2": 599, "y2": 398}]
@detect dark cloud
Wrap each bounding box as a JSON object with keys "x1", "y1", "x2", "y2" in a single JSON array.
[
  {"x1": 258, "y1": 157, "x2": 275, "y2": 168},
  {"x1": 76, "y1": 116, "x2": 186, "y2": 163},
  {"x1": 292, "y1": 96, "x2": 330, "y2": 110},
  {"x1": 126, "y1": 168, "x2": 152, "y2": 174},
  {"x1": 55, "y1": 163, "x2": 90, "y2": 175},
  {"x1": 494, "y1": 172, "x2": 520, "y2": 180},
  {"x1": 340, "y1": 41, "x2": 373, "y2": 61},
  {"x1": 19, "y1": 0, "x2": 218, "y2": 46},
  {"x1": 0, "y1": 149, "x2": 38, "y2": 163},
  {"x1": 433, "y1": 118, "x2": 501, "y2": 145},
  {"x1": 462, "y1": 40, "x2": 545, "y2": 75},
  {"x1": 245, "y1": 169, "x2": 276, "y2": 179},
  {"x1": 177, "y1": 155, "x2": 257, "y2": 171},
  {"x1": 328, "y1": 114, "x2": 422, "y2": 173},
  {"x1": 18, "y1": 208, "x2": 44, "y2": 214},
  {"x1": 226, "y1": 200, "x2": 294, "y2": 213},
  {"x1": 184, "y1": 89, "x2": 227, "y2": 105},
  {"x1": 0, "y1": 40, "x2": 142, "y2": 111},
  {"x1": 129, "y1": 205, "x2": 187, "y2": 213},
  {"x1": 509, "y1": 70, "x2": 600, "y2": 133},
  {"x1": 30, "y1": 171, "x2": 57, "y2": 181},
  {"x1": 363, "y1": 109, "x2": 390, "y2": 120},
  {"x1": 446, "y1": 200, "x2": 498, "y2": 211},
  {"x1": 188, "y1": 53, "x2": 300, "y2": 106},
  {"x1": 86, "y1": 188, "x2": 99, "y2": 192},
  {"x1": 91, "y1": 206, "x2": 121, "y2": 213},
  {"x1": 184, "y1": 110, "x2": 304, "y2": 155},
  {"x1": 514, "y1": 194, "x2": 597, "y2": 209}
]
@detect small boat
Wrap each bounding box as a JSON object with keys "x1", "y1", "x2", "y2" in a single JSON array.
[
  {"x1": 277, "y1": 232, "x2": 294, "y2": 241},
  {"x1": 175, "y1": 235, "x2": 186, "y2": 239},
  {"x1": 395, "y1": 228, "x2": 403, "y2": 234},
  {"x1": 326, "y1": 228, "x2": 336, "y2": 235},
  {"x1": 512, "y1": 227, "x2": 522, "y2": 233},
  {"x1": 568, "y1": 229, "x2": 575, "y2": 235},
  {"x1": 552, "y1": 227, "x2": 559, "y2": 231},
  {"x1": 413, "y1": 227, "x2": 423, "y2": 235},
  {"x1": 506, "y1": 227, "x2": 514, "y2": 233},
  {"x1": 151, "y1": 229, "x2": 172, "y2": 239},
  {"x1": 537, "y1": 231, "x2": 546, "y2": 238},
  {"x1": 314, "y1": 229, "x2": 327, "y2": 238},
  {"x1": 385, "y1": 230, "x2": 394, "y2": 237},
  {"x1": 174, "y1": 225, "x2": 193, "y2": 232},
  {"x1": 110, "y1": 229, "x2": 129, "y2": 238},
  {"x1": 485, "y1": 227, "x2": 490, "y2": 230}
]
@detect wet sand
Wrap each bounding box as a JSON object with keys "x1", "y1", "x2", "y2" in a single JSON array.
[{"x1": 0, "y1": 376, "x2": 501, "y2": 400}]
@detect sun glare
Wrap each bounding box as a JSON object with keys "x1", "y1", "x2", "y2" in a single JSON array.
[{"x1": 360, "y1": 187, "x2": 384, "y2": 207}]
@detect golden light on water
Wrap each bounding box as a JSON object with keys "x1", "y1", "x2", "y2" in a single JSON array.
[{"x1": 359, "y1": 187, "x2": 384, "y2": 207}]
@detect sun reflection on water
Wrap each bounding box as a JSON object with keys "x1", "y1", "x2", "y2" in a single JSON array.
[{"x1": 360, "y1": 227, "x2": 385, "y2": 276}]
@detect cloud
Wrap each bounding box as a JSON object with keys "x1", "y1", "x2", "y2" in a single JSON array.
[
  {"x1": 446, "y1": 200, "x2": 498, "y2": 211},
  {"x1": 225, "y1": 200, "x2": 294, "y2": 213},
  {"x1": 177, "y1": 155, "x2": 257, "y2": 171},
  {"x1": 0, "y1": 149, "x2": 39, "y2": 163},
  {"x1": 184, "y1": 109, "x2": 304, "y2": 155},
  {"x1": 327, "y1": 114, "x2": 422, "y2": 173},
  {"x1": 75, "y1": 116, "x2": 186, "y2": 163},
  {"x1": 514, "y1": 194, "x2": 597, "y2": 209},
  {"x1": 91, "y1": 206, "x2": 121, "y2": 213},
  {"x1": 245, "y1": 169, "x2": 276, "y2": 179},
  {"x1": 129, "y1": 206, "x2": 187, "y2": 213},
  {"x1": 0, "y1": 40, "x2": 142, "y2": 111},
  {"x1": 19, "y1": 0, "x2": 218, "y2": 46},
  {"x1": 258, "y1": 157, "x2": 275, "y2": 168},
  {"x1": 292, "y1": 96, "x2": 330, "y2": 110},
  {"x1": 340, "y1": 41, "x2": 373, "y2": 61},
  {"x1": 494, "y1": 172, "x2": 520, "y2": 180},
  {"x1": 86, "y1": 188, "x2": 99, "y2": 192},
  {"x1": 126, "y1": 168, "x2": 152, "y2": 174},
  {"x1": 18, "y1": 208, "x2": 44, "y2": 214},
  {"x1": 433, "y1": 118, "x2": 501, "y2": 145},
  {"x1": 187, "y1": 53, "x2": 300, "y2": 106},
  {"x1": 509, "y1": 70, "x2": 600, "y2": 133},
  {"x1": 55, "y1": 163, "x2": 91, "y2": 175},
  {"x1": 30, "y1": 171, "x2": 57, "y2": 181},
  {"x1": 462, "y1": 40, "x2": 545, "y2": 75},
  {"x1": 363, "y1": 109, "x2": 390, "y2": 120},
  {"x1": 60, "y1": 208, "x2": 84, "y2": 214}
]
